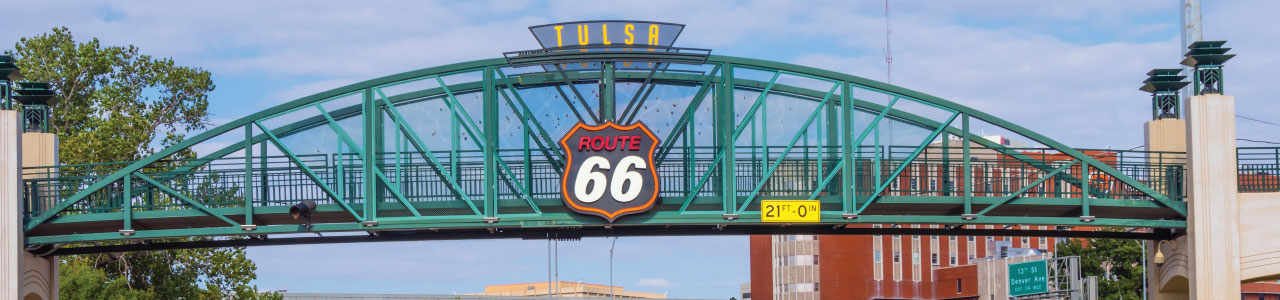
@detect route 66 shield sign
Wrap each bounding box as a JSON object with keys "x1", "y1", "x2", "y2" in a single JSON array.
[{"x1": 559, "y1": 121, "x2": 660, "y2": 222}]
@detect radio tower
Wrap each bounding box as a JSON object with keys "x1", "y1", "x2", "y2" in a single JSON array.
[
  {"x1": 884, "y1": 0, "x2": 893, "y2": 84},
  {"x1": 884, "y1": 0, "x2": 894, "y2": 144}
]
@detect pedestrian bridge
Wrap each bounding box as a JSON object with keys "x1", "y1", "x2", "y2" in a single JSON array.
[{"x1": 16, "y1": 52, "x2": 1219, "y2": 253}]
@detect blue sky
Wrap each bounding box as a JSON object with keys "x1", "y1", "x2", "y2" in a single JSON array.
[{"x1": 5, "y1": 0, "x2": 1280, "y2": 298}]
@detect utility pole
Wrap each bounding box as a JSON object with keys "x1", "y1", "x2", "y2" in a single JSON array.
[{"x1": 610, "y1": 237, "x2": 617, "y2": 299}]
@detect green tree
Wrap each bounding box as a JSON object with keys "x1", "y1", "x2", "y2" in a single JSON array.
[
  {"x1": 1056, "y1": 229, "x2": 1146, "y2": 300},
  {"x1": 9, "y1": 27, "x2": 278, "y2": 300}
]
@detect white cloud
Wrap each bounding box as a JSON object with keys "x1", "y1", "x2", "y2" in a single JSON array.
[{"x1": 635, "y1": 277, "x2": 673, "y2": 289}]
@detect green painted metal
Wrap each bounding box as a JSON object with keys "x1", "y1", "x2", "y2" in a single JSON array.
[
  {"x1": 977, "y1": 160, "x2": 1076, "y2": 216},
  {"x1": 18, "y1": 54, "x2": 1190, "y2": 245}
]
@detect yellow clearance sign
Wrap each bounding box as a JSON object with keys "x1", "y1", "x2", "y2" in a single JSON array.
[{"x1": 761, "y1": 200, "x2": 821, "y2": 223}]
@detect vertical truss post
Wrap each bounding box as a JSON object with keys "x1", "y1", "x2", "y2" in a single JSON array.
[
  {"x1": 961, "y1": 114, "x2": 974, "y2": 219},
  {"x1": 1080, "y1": 161, "x2": 1094, "y2": 222},
  {"x1": 826, "y1": 91, "x2": 840, "y2": 195},
  {"x1": 337, "y1": 139, "x2": 345, "y2": 207},
  {"x1": 451, "y1": 93, "x2": 460, "y2": 184},
  {"x1": 841, "y1": 82, "x2": 857, "y2": 218},
  {"x1": 761, "y1": 86, "x2": 768, "y2": 181},
  {"x1": 873, "y1": 120, "x2": 881, "y2": 188},
  {"x1": 362, "y1": 88, "x2": 378, "y2": 225},
  {"x1": 243, "y1": 126, "x2": 254, "y2": 228},
  {"x1": 685, "y1": 113, "x2": 694, "y2": 194},
  {"x1": 482, "y1": 67, "x2": 499, "y2": 223},
  {"x1": 719, "y1": 63, "x2": 737, "y2": 219},
  {"x1": 260, "y1": 141, "x2": 268, "y2": 206},
  {"x1": 942, "y1": 132, "x2": 951, "y2": 196},
  {"x1": 601, "y1": 62, "x2": 615, "y2": 122},
  {"x1": 122, "y1": 173, "x2": 132, "y2": 234},
  {"x1": 523, "y1": 103, "x2": 532, "y2": 201},
  {"x1": 395, "y1": 130, "x2": 402, "y2": 188}
]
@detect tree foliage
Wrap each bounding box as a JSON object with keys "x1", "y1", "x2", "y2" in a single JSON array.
[
  {"x1": 9, "y1": 27, "x2": 277, "y2": 300},
  {"x1": 1056, "y1": 229, "x2": 1146, "y2": 300}
]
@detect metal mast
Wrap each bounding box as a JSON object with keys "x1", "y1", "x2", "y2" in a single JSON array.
[{"x1": 1180, "y1": 0, "x2": 1202, "y2": 101}]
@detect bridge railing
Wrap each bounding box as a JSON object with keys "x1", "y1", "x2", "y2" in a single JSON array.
[
  {"x1": 1239, "y1": 146, "x2": 1280, "y2": 192},
  {"x1": 879, "y1": 146, "x2": 1186, "y2": 202},
  {"x1": 21, "y1": 145, "x2": 1191, "y2": 219}
]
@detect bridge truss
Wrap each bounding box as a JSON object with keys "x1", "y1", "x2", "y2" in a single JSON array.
[{"x1": 19, "y1": 51, "x2": 1188, "y2": 253}]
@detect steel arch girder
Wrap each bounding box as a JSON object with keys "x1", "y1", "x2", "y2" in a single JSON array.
[{"x1": 23, "y1": 54, "x2": 1185, "y2": 232}]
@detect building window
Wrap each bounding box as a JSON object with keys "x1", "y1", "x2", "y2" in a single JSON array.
[
  {"x1": 956, "y1": 279, "x2": 963, "y2": 293},
  {"x1": 893, "y1": 235, "x2": 903, "y2": 281},
  {"x1": 813, "y1": 254, "x2": 820, "y2": 265},
  {"x1": 931, "y1": 253, "x2": 939, "y2": 265},
  {"x1": 950, "y1": 255, "x2": 957, "y2": 265}
]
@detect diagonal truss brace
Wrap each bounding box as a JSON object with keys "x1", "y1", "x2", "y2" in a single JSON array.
[
  {"x1": 977, "y1": 160, "x2": 1077, "y2": 216},
  {"x1": 736, "y1": 82, "x2": 840, "y2": 212},
  {"x1": 856, "y1": 111, "x2": 960, "y2": 213},
  {"x1": 375, "y1": 93, "x2": 485, "y2": 216},
  {"x1": 134, "y1": 173, "x2": 240, "y2": 227},
  {"x1": 315, "y1": 105, "x2": 423, "y2": 218},
  {"x1": 253, "y1": 121, "x2": 363, "y2": 219},
  {"x1": 377, "y1": 87, "x2": 542, "y2": 215}
]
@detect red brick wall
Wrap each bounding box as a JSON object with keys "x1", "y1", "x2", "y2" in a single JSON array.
[
  {"x1": 750, "y1": 235, "x2": 774, "y2": 299},
  {"x1": 817, "y1": 235, "x2": 878, "y2": 300}
]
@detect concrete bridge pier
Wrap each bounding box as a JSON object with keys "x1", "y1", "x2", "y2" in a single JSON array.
[
  {"x1": 1147, "y1": 93, "x2": 1257, "y2": 299},
  {"x1": 1, "y1": 110, "x2": 58, "y2": 300}
]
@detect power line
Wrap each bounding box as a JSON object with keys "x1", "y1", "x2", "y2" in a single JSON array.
[
  {"x1": 1239, "y1": 138, "x2": 1280, "y2": 145},
  {"x1": 1237, "y1": 115, "x2": 1280, "y2": 128}
]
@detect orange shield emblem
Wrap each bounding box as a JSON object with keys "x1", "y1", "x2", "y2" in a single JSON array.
[{"x1": 559, "y1": 121, "x2": 660, "y2": 222}]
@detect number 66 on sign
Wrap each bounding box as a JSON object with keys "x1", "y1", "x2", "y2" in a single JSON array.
[{"x1": 559, "y1": 121, "x2": 660, "y2": 222}]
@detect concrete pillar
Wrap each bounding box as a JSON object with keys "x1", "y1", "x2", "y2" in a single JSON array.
[
  {"x1": 1, "y1": 110, "x2": 58, "y2": 300},
  {"x1": 1143, "y1": 118, "x2": 1191, "y2": 300},
  {"x1": 19, "y1": 132, "x2": 57, "y2": 300},
  {"x1": 1, "y1": 111, "x2": 22, "y2": 300},
  {"x1": 1184, "y1": 94, "x2": 1241, "y2": 298}
]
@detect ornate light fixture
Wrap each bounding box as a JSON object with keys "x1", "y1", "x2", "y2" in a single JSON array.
[
  {"x1": 1181, "y1": 40, "x2": 1234, "y2": 95},
  {"x1": 1140, "y1": 69, "x2": 1189, "y2": 120}
]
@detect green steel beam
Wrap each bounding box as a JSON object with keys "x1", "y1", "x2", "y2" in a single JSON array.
[
  {"x1": 483, "y1": 67, "x2": 499, "y2": 220},
  {"x1": 316, "y1": 105, "x2": 422, "y2": 218},
  {"x1": 253, "y1": 121, "x2": 362, "y2": 219},
  {"x1": 976, "y1": 160, "x2": 1076, "y2": 216},
  {"x1": 22, "y1": 54, "x2": 1187, "y2": 236},
  {"x1": 719, "y1": 63, "x2": 737, "y2": 217},
  {"x1": 135, "y1": 173, "x2": 239, "y2": 227},
  {"x1": 736, "y1": 83, "x2": 839, "y2": 212},
  {"x1": 601, "y1": 62, "x2": 615, "y2": 122},
  {"x1": 856, "y1": 111, "x2": 959, "y2": 213},
  {"x1": 376, "y1": 92, "x2": 484, "y2": 216}
]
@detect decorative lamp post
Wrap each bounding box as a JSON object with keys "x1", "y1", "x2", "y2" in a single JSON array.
[
  {"x1": 0, "y1": 55, "x2": 21, "y2": 110},
  {"x1": 1140, "y1": 69, "x2": 1190, "y2": 120},
  {"x1": 14, "y1": 82, "x2": 55, "y2": 133},
  {"x1": 1181, "y1": 40, "x2": 1235, "y2": 95}
]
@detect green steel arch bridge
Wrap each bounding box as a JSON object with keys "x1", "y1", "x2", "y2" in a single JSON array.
[{"x1": 18, "y1": 50, "x2": 1194, "y2": 255}]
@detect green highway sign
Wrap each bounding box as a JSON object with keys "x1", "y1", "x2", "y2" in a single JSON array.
[{"x1": 1009, "y1": 260, "x2": 1049, "y2": 296}]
